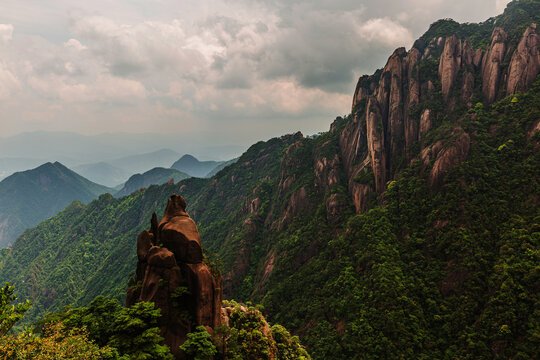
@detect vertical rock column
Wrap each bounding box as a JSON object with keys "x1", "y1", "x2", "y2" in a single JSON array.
[{"x1": 127, "y1": 194, "x2": 222, "y2": 360}]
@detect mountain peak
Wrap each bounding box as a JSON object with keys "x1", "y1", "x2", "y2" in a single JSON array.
[
  {"x1": 171, "y1": 155, "x2": 223, "y2": 178},
  {"x1": 178, "y1": 154, "x2": 198, "y2": 163}
]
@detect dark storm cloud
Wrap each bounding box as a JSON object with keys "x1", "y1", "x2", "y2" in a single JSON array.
[{"x1": 1, "y1": 0, "x2": 509, "y2": 149}]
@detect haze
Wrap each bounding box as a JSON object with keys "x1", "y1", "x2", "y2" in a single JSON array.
[{"x1": 1, "y1": 0, "x2": 510, "y2": 157}]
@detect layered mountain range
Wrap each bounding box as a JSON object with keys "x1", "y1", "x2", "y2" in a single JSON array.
[{"x1": 1, "y1": 1, "x2": 539, "y2": 359}]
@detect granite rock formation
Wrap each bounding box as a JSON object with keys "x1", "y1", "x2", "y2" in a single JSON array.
[
  {"x1": 127, "y1": 194, "x2": 222, "y2": 359},
  {"x1": 338, "y1": 23, "x2": 540, "y2": 212}
]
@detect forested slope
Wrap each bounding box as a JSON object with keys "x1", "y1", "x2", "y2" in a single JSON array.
[{"x1": 1, "y1": 1, "x2": 539, "y2": 358}]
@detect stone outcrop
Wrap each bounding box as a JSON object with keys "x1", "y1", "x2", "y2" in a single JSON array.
[
  {"x1": 439, "y1": 36, "x2": 462, "y2": 101},
  {"x1": 507, "y1": 24, "x2": 540, "y2": 95},
  {"x1": 425, "y1": 129, "x2": 471, "y2": 187},
  {"x1": 481, "y1": 27, "x2": 508, "y2": 104},
  {"x1": 127, "y1": 194, "x2": 222, "y2": 360},
  {"x1": 340, "y1": 23, "x2": 539, "y2": 213}
]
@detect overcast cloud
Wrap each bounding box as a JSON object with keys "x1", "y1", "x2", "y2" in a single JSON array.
[{"x1": 0, "y1": 0, "x2": 510, "y2": 151}]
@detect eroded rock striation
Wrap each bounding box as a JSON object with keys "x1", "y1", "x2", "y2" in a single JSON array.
[
  {"x1": 127, "y1": 194, "x2": 222, "y2": 359},
  {"x1": 337, "y1": 23, "x2": 540, "y2": 212}
]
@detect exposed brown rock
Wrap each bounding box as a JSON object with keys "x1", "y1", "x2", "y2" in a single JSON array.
[
  {"x1": 343, "y1": 22, "x2": 540, "y2": 215},
  {"x1": 429, "y1": 130, "x2": 471, "y2": 187},
  {"x1": 314, "y1": 154, "x2": 341, "y2": 193},
  {"x1": 481, "y1": 27, "x2": 507, "y2": 103},
  {"x1": 351, "y1": 74, "x2": 378, "y2": 111},
  {"x1": 461, "y1": 40, "x2": 474, "y2": 66},
  {"x1": 325, "y1": 193, "x2": 347, "y2": 225},
  {"x1": 127, "y1": 194, "x2": 222, "y2": 360},
  {"x1": 439, "y1": 36, "x2": 462, "y2": 101},
  {"x1": 404, "y1": 48, "x2": 421, "y2": 149},
  {"x1": 137, "y1": 230, "x2": 154, "y2": 261},
  {"x1": 158, "y1": 195, "x2": 203, "y2": 264},
  {"x1": 278, "y1": 186, "x2": 310, "y2": 231},
  {"x1": 419, "y1": 109, "x2": 432, "y2": 139},
  {"x1": 461, "y1": 71, "x2": 475, "y2": 105},
  {"x1": 506, "y1": 24, "x2": 540, "y2": 95},
  {"x1": 349, "y1": 180, "x2": 371, "y2": 213},
  {"x1": 366, "y1": 97, "x2": 387, "y2": 194},
  {"x1": 473, "y1": 48, "x2": 484, "y2": 68}
]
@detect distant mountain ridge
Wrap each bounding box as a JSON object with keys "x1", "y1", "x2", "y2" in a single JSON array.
[
  {"x1": 73, "y1": 162, "x2": 131, "y2": 188},
  {"x1": 0, "y1": 162, "x2": 113, "y2": 247},
  {"x1": 171, "y1": 154, "x2": 224, "y2": 178},
  {"x1": 115, "y1": 167, "x2": 190, "y2": 198},
  {"x1": 0, "y1": 131, "x2": 244, "y2": 165},
  {"x1": 1, "y1": 1, "x2": 539, "y2": 359},
  {"x1": 73, "y1": 149, "x2": 181, "y2": 188}
]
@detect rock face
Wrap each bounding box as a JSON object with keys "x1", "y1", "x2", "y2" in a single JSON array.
[
  {"x1": 507, "y1": 24, "x2": 540, "y2": 95},
  {"x1": 481, "y1": 28, "x2": 507, "y2": 104},
  {"x1": 338, "y1": 23, "x2": 540, "y2": 212},
  {"x1": 127, "y1": 194, "x2": 222, "y2": 360}
]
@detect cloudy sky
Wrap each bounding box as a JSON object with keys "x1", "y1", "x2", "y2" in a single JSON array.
[{"x1": 0, "y1": 0, "x2": 510, "y2": 151}]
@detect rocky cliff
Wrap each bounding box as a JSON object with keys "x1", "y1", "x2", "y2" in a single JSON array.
[
  {"x1": 340, "y1": 22, "x2": 539, "y2": 211},
  {"x1": 126, "y1": 194, "x2": 222, "y2": 360}
]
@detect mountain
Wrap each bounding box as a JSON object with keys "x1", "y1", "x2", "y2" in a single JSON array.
[
  {"x1": 170, "y1": 155, "x2": 223, "y2": 178},
  {"x1": 0, "y1": 157, "x2": 48, "y2": 181},
  {"x1": 72, "y1": 162, "x2": 132, "y2": 188},
  {"x1": 73, "y1": 149, "x2": 182, "y2": 188},
  {"x1": 0, "y1": 132, "x2": 245, "y2": 166},
  {"x1": 108, "y1": 149, "x2": 181, "y2": 176},
  {"x1": 0, "y1": 162, "x2": 113, "y2": 248},
  {"x1": 205, "y1": 157, "x2": 239, "y2": 177},
  {"x1": 0, "y1": 1, "x2": 539, "y2": 359},
  {"x1": 115, "y1": 167, "x2": 190, "y2": 198}
]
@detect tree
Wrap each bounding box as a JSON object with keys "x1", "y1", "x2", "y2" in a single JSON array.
[
  {"x1": 0, "y1": 282, "x2": 31, "y2": 335},
  {"x1": 179, "y1": 326, "x2": 217, "y2": 360}
]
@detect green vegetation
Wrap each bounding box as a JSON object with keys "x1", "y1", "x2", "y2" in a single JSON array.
[
  {"x1": 115, "y1": 167, "x2": 190, "y2": 198},
  {"x1": 0, "y1": 283, "x2": 31, "y2": 335},
  {"x1": 0, "y1": 2, "x2": 538, "y2": 359},
  {"x1": 420, "y1": 0, "x2": 540, "y2": 48},
  {"x1": 215, "y1": 300, "x2": 310, "y2": 360},
  {"x1": 1, "y1": 284, "x2": 309, "y2": 359},
  {"x1": 0, "y1": 183, "x2": 185, "y2": 328},
  {"x1": 39, "y1": 296, "x2": 174, "y2": 359},
  {"x1": 0, "y1": 162, "x2": 113, "y2": 247},
  {"x1": 171, "y1": 154, "x2": 224, "y2": 178},
  {"x1": 179, "y1": 326, "x2": 217, "y2": 360}
]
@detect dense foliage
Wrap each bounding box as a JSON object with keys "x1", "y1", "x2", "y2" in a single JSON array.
[
  {"x1": 0, "y1": 162, "x2": 113, "y2": 247},
  {"x1": 0, "y1": 323, "x2": 116, "y2": 360},
  {"x1": 0, "y1": 283, "x2": 31, "y2": 335},
  {"x1": 420, "y1": 0, "x2": 540, "y2": 49},
  {"x1": 213, "y1": 300, "x2": 310, "y2": 360},
  {"x1": 115, "y1": 167, "x2": 190, "y2": 198},
  {"x1": 38, "y1": 296, "x2": 173, "y2": 360},
  {"x1": 0, "y1": 184, "x2": 186, "y2": 328},
  {"x1": 0, "y1": 2, "x2": 538, "y2": 359}
]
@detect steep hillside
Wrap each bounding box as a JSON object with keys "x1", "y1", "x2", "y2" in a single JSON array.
[
  {"x1": 205, "y1": 157, "x2": 239, "y2": 177},
  {"x1": 1, "y1": 1, "x2": 539, "y2": 359},
  {"x1": 171, "y1": 154, "x2": 223, "y2": 178},
  {"x1": 115, "y1": 167, "x2": 190, "y2": 198},
  {"x1": 0, "y1": 162, "x2": 113, "y2": 248},
  {"x1": 0, "y1": 134, "x2": 297, "y2": 328}
]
